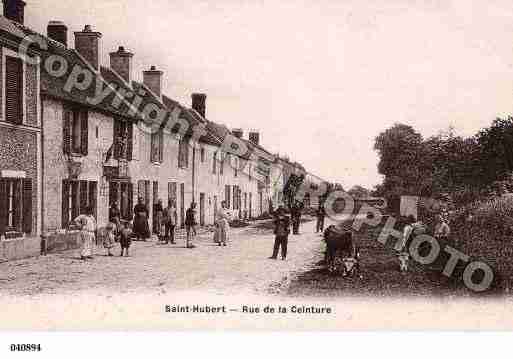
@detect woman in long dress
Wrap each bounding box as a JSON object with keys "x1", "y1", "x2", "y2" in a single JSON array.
[
  {"x1": 215, "y1": 201, "x2": 231, "y2": 247},
  {"x1": 133, "y1": 197, "x2": 150, "y2": 241},
  {"x1": 74, "y1": 206, "x2": 97, "y2": 260}
]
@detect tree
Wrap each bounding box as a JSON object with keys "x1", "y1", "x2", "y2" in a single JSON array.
[{"x1": 348, "y1": 185, "x2": 370, "y2": 199}]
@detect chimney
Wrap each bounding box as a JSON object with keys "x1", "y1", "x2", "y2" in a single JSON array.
[
  {"x1": 74, "y1": 25, "x2": 102, "y2": 71},
  {"x1": 232, "y1": 128, "x2": 243, "y2": 139},
  {"x1": 47, "y1": 21, "x2": 68, "y2": 47},
  {"x1": 249, "y1": 131, "x2": 260, "y2": 146},
  {"x1": 3, "y1": 0, "x2": 25, "y2": 24},
  {"x1": 110, "y1": 46, "x2": 134, "y2": 84},
  {"x1": 191, "y1": 93, "x2": 206, "y2": 118},
  {"x1": 143, "y1": 65, "x2": 163, "y2": 98}
]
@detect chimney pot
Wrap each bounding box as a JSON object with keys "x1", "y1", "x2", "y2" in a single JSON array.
[
  {"x1": 143, "y1": 66, "x2": 163, "y2": 98},
  {"x1": 191, "y1": 93, "x2": 207, "y2": 118},
  {"x1": 74, "y1": 25, "x2": 103, "y2": 70},
  {"x1": 47, "y1": 21, "x2": 68, "y2": 47},
  {"x1": 110, "y1": 46, "x2": 134, "y2": 84},
  {"x1": 3, "y1": 0, "x2": 26, "y2": 24},
  {"x1": 249, "y1": 131, "x2": 260, "y2": 146}
]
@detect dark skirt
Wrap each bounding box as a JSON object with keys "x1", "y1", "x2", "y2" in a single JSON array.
[{"x1": 133, "y1": 214, "x2": 150, "y2": 239}]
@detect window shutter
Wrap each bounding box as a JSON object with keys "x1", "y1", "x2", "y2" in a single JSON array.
[
  {"x1": 150, "y1": 132, "x2": 156, "y2": 163},
  {"x1": 127, "y1": 123, "x2": 133, "y2": 161},
  {"x1": 12, "y1": 180, "x2": 21, "y2": 230},
  {"x1": 158, "y1": 130, "x2": 164, "y2": 163},
  {"x1": 113, "y1": 119, "x2": 121, "y2": 159},
  {"x1": 79, "y1": 180, "x2": 88, "y2": 214},
  {"x1": 80, "y1": 111, "x2": 89, "y2": 156},
  {"x1": 128, "y1": 183, "x2": 134, "y2": 218},
  {"x1": 0, "y1": 179, "x2": 8, "y2": 235},
  {"x1": 5, "y1": 56, "x2": 23, "y2": 125},
  {"x1": 62, "y1": 180, "x2": 70, "y2": 228},
  {"x1": 22, "y1": 179, "x2": 33, "y2": 234},
  {"x1": 63, "y1": 108, "x2": 72, "y2": 155},
  {"x1": 89, "y1": 181, "x2": 97, "y2": 218}
]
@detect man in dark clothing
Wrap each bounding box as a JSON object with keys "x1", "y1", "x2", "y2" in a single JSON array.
[
  {"x1": 316, "y1": 203, "x2": 326, "y2": 233},
  {"x1": 290, "y1": 200, "x2": 303, "y2": 235},
  {"x1": 269, "y1": 205, "x2": 291, "y2": 260},
  {"x1": 185, "y1": 202, "x2": 197, "y2": 249}
]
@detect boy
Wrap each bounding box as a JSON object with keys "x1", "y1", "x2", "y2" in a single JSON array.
[
  {"x1": 269, "y1": 205, "x2": 291, "y2": 260},
  {"x1": 185, "y1": 203, "x2": 197, "y2": 249},
  {"x1": 119, "y1": 221, "x2": 133, "y2": 257}
]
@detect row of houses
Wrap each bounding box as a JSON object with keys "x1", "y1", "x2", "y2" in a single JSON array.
[{"x1": 0, "y1": 0, "x2": 328, "y2": 260}]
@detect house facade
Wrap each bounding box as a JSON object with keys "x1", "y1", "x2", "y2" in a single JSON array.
[{"x1": 0, "y1": 6, "x2": 41, "y2": 251}]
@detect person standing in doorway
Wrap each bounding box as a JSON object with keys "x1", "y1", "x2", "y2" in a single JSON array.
[
  {"x1": 163, "y1": 200, "x2": 178, "y2": 244},
  {"x1": 269, "y1": 205, "x2": 291, "y2": 260},
  {"x1": 316, "y1": 202, "x2": 326, "y2": 233},
  {"x1": 133, "y1": 197, "x2": 150, "y2": 241},
  {"x1": 109, "y1": 201, "x2": 121, "y2": 238},
  {"x1": 185, "y1": 202, "x2": 198, "y2": 249},
  {"x1": 74, "y1": 206, "x2": 97, "y2": 260}
]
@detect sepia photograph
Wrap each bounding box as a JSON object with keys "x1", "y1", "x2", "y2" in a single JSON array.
[{"x1": 1, "y1": 0, "x2": 513, "y2": 340}]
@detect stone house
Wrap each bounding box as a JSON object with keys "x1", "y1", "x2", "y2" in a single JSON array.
[{"x1": 0, "y1": 2, "x2": 42, "y2": 259}]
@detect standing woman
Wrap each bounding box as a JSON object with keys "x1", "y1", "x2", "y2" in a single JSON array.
[
  {"x1": 133, "y1": 197, "x2": 150, "y2": 241},
  {"x1": 215, "y1": 201, "x2": 231, "y2": 247},
  {"x1": 74, "y1": 206, "x2": 97, "y2": 260}
]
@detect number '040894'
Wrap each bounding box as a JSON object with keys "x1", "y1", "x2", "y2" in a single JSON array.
[{"x1": 10, "y1": 344, "x2": 41, "y2": 352}]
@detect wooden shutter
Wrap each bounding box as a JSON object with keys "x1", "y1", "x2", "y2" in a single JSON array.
[
  {"x1": 79, "y1": 180, "x2": 88, "y2": 214},
  {"x1": 80, "y1": 111, "x2": 88, "y2": 156},
  {"x1": 5, "y1": 56, "x2": 23, "y2": 125},
  {"x1": 150, "y1": 132, "x2": 156, "y2": 163},
  {"x1": 113, "y1": 119, "x2": 121, "y2": 159},
  {"x1": 12, "y1": 180, "x2": 21, "y2": 230},
  {"x1": 158, "y1": 130, "x2": 164, "y2": 163},
  {"x1": 138, "y1": 180, "x2": 144, "y2": 200},
  {"x1": 63, "y1": 108, "x2": 72, "y2": 155},
  {"x1": 89, "y1": 181, "x2": 97, "y2": 218},
  {"x1": 0, "y1": 179, "x2": 8, "y2": 235},
  {"x1": 128, "y1": 183, "x2": 134, "y2": 218},
  {"x1": 127, "y1": 123, "x2": 133, "y2": 161},
  {"x1": 22, "y1": 179, "x2": 33, "y2": 234},
  {"x1": 62, "y1": 180, "x2": 70, "y2": 228}
]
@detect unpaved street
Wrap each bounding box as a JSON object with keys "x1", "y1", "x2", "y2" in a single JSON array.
[{"x1": 0, "y1": 219, "x2": 322, "y2": 297}]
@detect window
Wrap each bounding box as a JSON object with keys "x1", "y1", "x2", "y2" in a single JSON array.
[
  {"x1": 212, "y1": 152, "x2": 217, "y2": 174},
  {"x1": 5, "y1": 56, "x2": 23, "y2": 125},
  {"x1": 62, "y1": 180, "x2": 97, "y2": 228},
  {"x1": 233, "y1": 185, "x2": 241, "y2": 210},
  {"x1": 63, "y1": 106, "x2": 88, "y2": 156},
  {"x1": 220, "y1": 153, "x2": 224, "y2": 175},
  {"x1": 178, "y1": 137, "x2": 190, "y2": 168},
  {"x1": 0, "y1": 178, "x2": 32, "y2": 235},
  {"x1": 151, "y1": 129, "x2": 164, "y2": 163},
  {"x1": 200, "y1": 148, "x2": 205, "y2": 163},
  {"x1": 113, "y1": 119, "x2": 133, "y2": 160},
  {"x1": 168, "y1": 182, "x2": 177, "y2": 206}
]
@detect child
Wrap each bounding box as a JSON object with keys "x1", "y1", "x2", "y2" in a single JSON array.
[
  {"x1": 269, "y1": 206, "x2": 291, "y2": 260},
  {"x1": 103, "y1": 222, "x2": 116, "y2": 257},
  {"x1": 119, "y1": 221, "x2": 133, "y2": 257}
]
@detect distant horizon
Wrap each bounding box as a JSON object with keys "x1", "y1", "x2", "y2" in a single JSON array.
[{"x1": 22, "y1": 0, "x2": 513, "y2": 190}]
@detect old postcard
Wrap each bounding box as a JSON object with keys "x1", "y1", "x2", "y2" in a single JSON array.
[{"x1": 1, "y1": 0, "x2": 513, "y2": 334}]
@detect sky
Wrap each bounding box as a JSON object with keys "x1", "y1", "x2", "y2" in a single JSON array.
[{"x1": 21, "y1": 0, "x2": 513, "y2": 189}]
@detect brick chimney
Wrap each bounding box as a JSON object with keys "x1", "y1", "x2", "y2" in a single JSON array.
[
  {"x1": 249, "y1": 131, "x2": 260, "y2": 146},
  {"x1": 74, "y1": 25, "x2": 102, "y2": 70},
  {"x1": 3, "y1": 0, "x2": 25, "y2": 24},
  {"x1": 232, "y1": 128, "x2": 243, "y2": 139},
  {"x1": 110, "y1": 46, "x2": 134, "y2": 84},
  {"x1": 191, "y1": 93, "x2": 206, "y2": 118},
  {"x1": 47, "y1": 21, "x2": 68, "y2": 47},
  {"x1": 143, "y1": 66, "x2": 163, "y2": 98}
]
